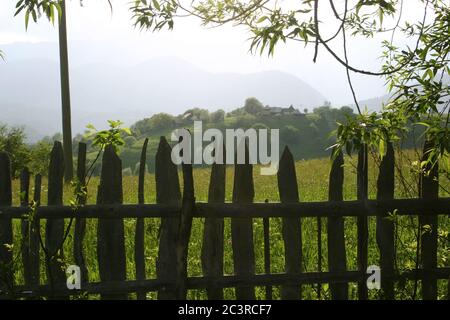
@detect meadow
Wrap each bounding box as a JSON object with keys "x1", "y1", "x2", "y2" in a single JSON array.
[{"x1": 8, "y1": 150, "x2": 450, "y2": 300}]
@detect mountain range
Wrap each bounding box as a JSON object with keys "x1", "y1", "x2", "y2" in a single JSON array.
[{"x1": 1, "y1": 42, "x2": 330, "y2": 142}]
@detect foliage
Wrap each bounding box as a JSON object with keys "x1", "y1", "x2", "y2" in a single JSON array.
[
  {"x1": 132, "y1": 113, "x2": 176, "y2": 136},
  {"x1": 210, "y1": 109, "x2": 225, "y2": 122},
  {"x1": 124, "y1": 135, "x2": 137, "y2": 148},
  {"x1": 0, "y1": 125, "x2": 30, "y2": 178},
  {"x1": 244, "y1": 97, "x2": 264, "y2": 115},
  {"x1": 12, "y1": 0, "x2": 112, "y2": 30},
  {"x1": 29, "y1": 140, "x2": 52, "y2": 175},
  {"x1": 332, "y1": 108, "x2": 408, "y2": 159},
  {"x1": 85, "y1": 120, "x2": 131, "y2": 152},
  {"x1": 14, "y1": 0, "x2": 61, "y2": 29},
  {"x1": 281, "y1": 125, "x2": 301, "y2": 145},
  {"x1": 184, "y1": 108, "x2": 211, "y2": 122}
]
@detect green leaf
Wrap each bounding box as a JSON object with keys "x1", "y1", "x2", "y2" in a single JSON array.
[
  {"x1": 31, "y1": 9, "x2": 37, "y2": 23},
  {"x1": 25, "y1": 9, "x2": 30, "y2": 30},
  {"x1": 152, "y1": 0, "x2": 161, "y2": 11},
  {"x1": 257, "y1": 16, "x2": 268, "y2": 23},
  {"x1": 122, "y1": 128, "x2": 132, "y2": 135},
  {"x1": 86, "y1": 124, "x2": 96, "y2": 130}
]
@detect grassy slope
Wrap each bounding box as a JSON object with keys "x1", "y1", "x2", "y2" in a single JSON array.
[{"x1": 10, "y1": 152, "x2": 450, "y2": 300}]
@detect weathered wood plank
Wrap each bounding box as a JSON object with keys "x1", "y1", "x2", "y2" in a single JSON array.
[
  {"x1": 175, "y1": 162, "x2": 195, "y2": 298},
  {"x1": 97, "y1": 144, "x2": 127, "y2": 300},
  {"x1": 201, "y1": 160, "x2": 226, "y2": 299},
  {"x1": 357, "y1": 145, "x2": 369, "y2": 300},
  {"x1": 135, "y1": 138, "x2": 148, "y2": 300},
  {"x1": 263, "y1": 199, "x2": 272, "y2": 300},
  {"x1": 74, "y1": 142, "x2": 88, "y2": 285},
  {"x1": 317, "y1": 214, "x2": 322, "y2": 299},
  {"x1": 45, "y1": 142, "x2": 66, "y2": 296},
  {"x1": 419, "y1": 141, "x2": 439, "y2": 300},
  {"x1": 277, "y1": 146, "x2": 301, "y2": 300},
  {"x1": 0, "y1": 152, "x2": 13, "y2": 295},
  {"x1": 327, "y1": 150, "x2": 348, "y2": 300},
  {"x1": 2, "y1": 198, "x2": 450, "y2": 220},
  {"x1": 155, "y1": 136, "x2": 181, "y2": 300},
  {"x1": 30, "y1": 174, "x2": 41, "y2": 290},
  {"x1": 376, "y1": 142, "x2": 395, "y2": 299},
  {"x1": 231, "y1": 143, "x2": 256, "y2": 299},
  {"x1": 20, "y1": 168, "x2": 32, "y2": 287}
]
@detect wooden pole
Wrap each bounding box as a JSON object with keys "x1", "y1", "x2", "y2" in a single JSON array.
[
  {"x1": 58, "y1": 0, "x2": 74, "y2": 182},
  {"x1": 135, "y1": 138, "x2": 149, "y2": 300}
]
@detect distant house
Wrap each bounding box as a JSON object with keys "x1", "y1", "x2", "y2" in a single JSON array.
[{"x1": 259, "y1": 105, "x2": 305, "y2": 116}]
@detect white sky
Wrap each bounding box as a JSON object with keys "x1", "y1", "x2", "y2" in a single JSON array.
[{"x1": 0, "y1": 0, "x2": 428, "y2": 105}]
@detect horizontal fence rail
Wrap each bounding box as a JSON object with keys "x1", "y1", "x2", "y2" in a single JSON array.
[
  {"x1": 0, "y1": 198, "x2": 450, "y2": 219},
  {"x1": 9, "y1": 268, "x2": 450, "y2": 298}
]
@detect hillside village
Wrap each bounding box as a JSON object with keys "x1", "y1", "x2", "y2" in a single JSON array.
[
  {"x1": 184, "y1": 105, "x2": 305, "y2": 120},
  {"x1": 259, "y1": 105, "x2": 305, "y2": 116}
]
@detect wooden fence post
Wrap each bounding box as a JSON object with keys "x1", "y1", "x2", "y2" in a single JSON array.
[
  {"x1": 328, "y1": 150, "x2": 348, "y2": 299},
  {"x1": 357, "y1": 145, "x2": 369, "y2": 300},
  {"x1": 155, "y1": 136, "x2": 181, "y2": 300},
  {"x1": 0, "y1": 152, "x2": 13, "y2": 295},
  {"x1": 135, "y1": 138, "x2": 148, "y2": 300},
  {"x1": 419, "y1": 141, "x2": 438, "y2": 300},
  {"x1": 231, "y1": 142, "x2": 255, "y2": 299},
  {"x1": 376, "y1": 142, "x2": 395, "y2": 299},
  {"x1": 74, "y1": 142, "x2": 88, "y2": 285},
  {"x1": 263, "y1": 198, "x2": 272, "y2": 300},
  {"x1": 97, "y1": 144, "x2": 127, "y2": 299},
  {"x1": 30, "y1": 174, "x2": 41, "y2": 291},
  {"x1": 175, "y1": 162, "x2": 195, "y2": 299},
  {"x1": 20, "y1": 168, "x2": 32, "y2": 287},
  {"x1": 45, "y1": 141, "x2": 66, "y2": 295},
  {"x1": 201, "y1": 160, "x2": 226, "y2": 299},
  {"x1": 277, "y1": 146, "x2": 302, "y2": 300}
]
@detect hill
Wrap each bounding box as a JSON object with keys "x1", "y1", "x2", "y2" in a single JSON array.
[
  {"x1": 0, "y1": 54, "x2": 326, "y2": 141},
  {"x1": 76, "y1": 104, "x2": 356, "y2": 174}
]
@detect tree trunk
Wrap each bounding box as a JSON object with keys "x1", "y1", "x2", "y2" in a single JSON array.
[{"x1": 58, "y1": 0, "x2": 73, "y2": 182}]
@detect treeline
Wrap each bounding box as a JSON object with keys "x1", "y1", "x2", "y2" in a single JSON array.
[
  {"x1": 1, "y1": 98, "x2": 356, "y2": 177},
  {"x1": 98, "y1": 98, "x2": 358, "y2": 174}
]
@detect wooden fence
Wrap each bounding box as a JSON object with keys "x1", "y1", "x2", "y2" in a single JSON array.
[{"x1": 0, "y1": 137, "x2": 449, "y2": 300}]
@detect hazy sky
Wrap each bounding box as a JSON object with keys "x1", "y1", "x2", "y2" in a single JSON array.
[{"x1": 0, "y1": 0, "x2": 427, "y2": 105}]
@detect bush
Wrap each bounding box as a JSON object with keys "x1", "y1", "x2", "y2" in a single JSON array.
[
  {"x1": 124, "y1": 136, "x2": 137, "y2": 148},
  {"x1": 29, "y1": 141, "x2": 52, "y2": 175},
  {"x1": 0, "y1": 124, "x2": 30, "y2": 178},
  {"x1": 251, "y1": 123, "x2": 270, "y2": 130},
  {"x1": 244, "y1": 97, "x2": 264, "y2": 115},
  {"x1": 210, "y1": 109, "x2": 225, "y2": 123},
  {"x1": 281, "y1": 125, "x2": 301, "y2": 145},
  {"x1": 132, "y1": 113, "x2": 176, "y2": 136}
]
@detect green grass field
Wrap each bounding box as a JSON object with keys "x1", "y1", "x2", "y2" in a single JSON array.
[{"x1": 8, "y1": 151, "x2": 450, "y2": 300}]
